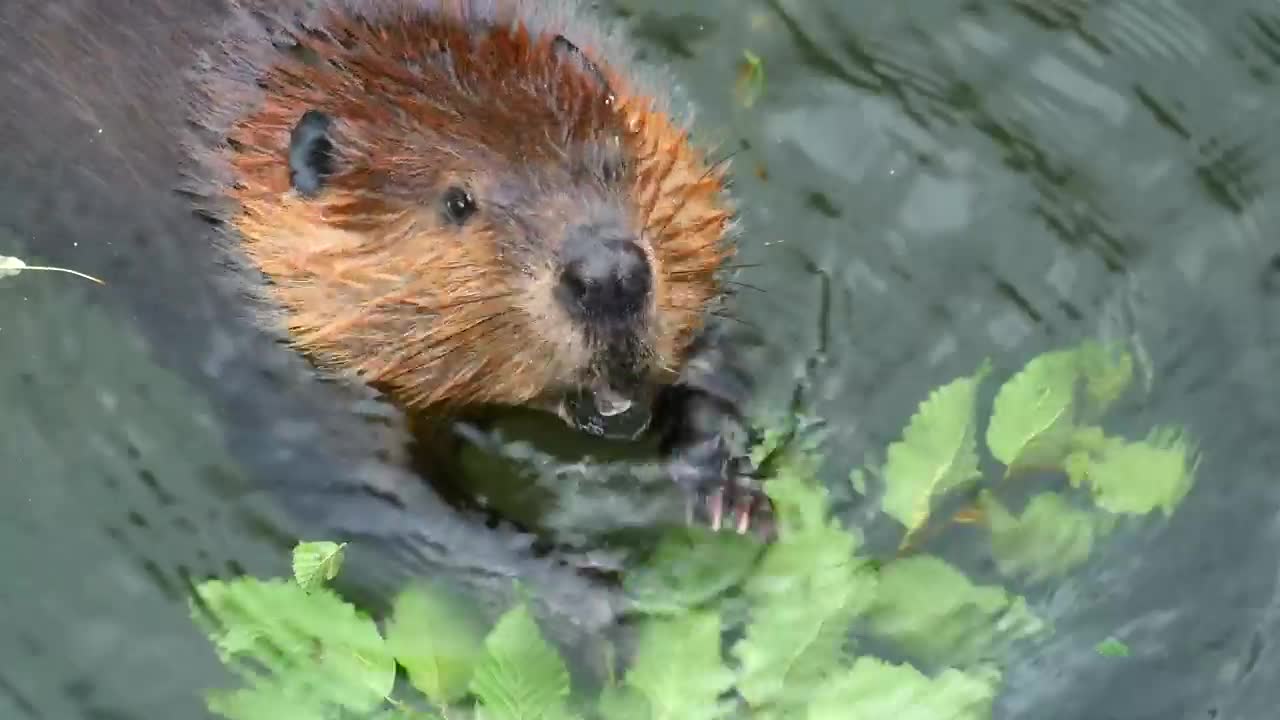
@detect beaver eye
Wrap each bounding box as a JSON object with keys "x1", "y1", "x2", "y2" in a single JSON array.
[{"x1": 442, "y1": 186, "x2": 477, "y2": 225}]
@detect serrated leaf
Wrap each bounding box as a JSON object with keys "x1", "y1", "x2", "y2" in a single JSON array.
[
  {"x1": 1076, "y1": 427, "x2": 1199, "y2": 516},
  {"x1": 766, "y1": 457, "x2": 830, "y2": 538},
  {"x1": 1076, "y1": 341, "x2": 1134, "y2": 420},
  {"x1": 597, "y1": 686, "x2": 651, "y2": 720},
  {"x1": 864, "y1": 556, "x2": 1047, "y2": 666},
  {"x1": 986, "y1": 349, "x2": 1079, "y2": 470},
  {"x1": 193, "y1": 577, "x2": 395, "y2": 715},
  {"x1": 881, "y1": 364, "x2": 990, "y2": 537},
  {"x1": 625, "y1": 525, "x2": 762, "y2": 615},
  {"x1": 735, "y1": 437, "x2": 877, "y2": 711},
  {"x1": 626, "y1": 612, "x2": 735, "y2": 720},
  {"x1": 292, "y1": 542, "x2": 347, "y2": 593},
  {"x1": 470, "y1": 603, "x2": 572, "y2": 720},
  {"x1": 386, "y1": 583, "x2": 486, "y2": 706},
  {"x1": 733, "y1": 521, "x2": 876, "y2": 711},
  {"x1": 983, "y1": 492, "x2": 1099, "y2": 584},
  {"x1": 206, "y1": 685, "x2": 332, "y2": 720},
  {"x1": 735, "y1": 50, "x2": 766, "y2": 108},
  {"x1": 1063, "y1": 450, "x2": 1091, "y2": 489},
  {"x1": 805, "y1": 657, "x2": 999, "y2": 720}
]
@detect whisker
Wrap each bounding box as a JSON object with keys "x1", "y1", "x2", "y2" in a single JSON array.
[
  {"x1": 710, "y1": 311, "x2": 760, "y2": 331},
  {"x1": 398, "y1": 292, "x2": 515, "y2": 312},
  {"x1": 667, "y1": 262, "x2": 761, "y2": 276},
  {"x1": 724, "y1": 279, "x2": 766, "y2": 294},
  {"x1": 423, "y1": 310, "x2": 518, "y2": 359},
  {"x1": 376, "y1": 310, "x2": 517, "y2": 384}
]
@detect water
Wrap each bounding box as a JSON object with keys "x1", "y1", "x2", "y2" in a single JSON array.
[{"x1": 2, "y1": 0, "x2": 1279, "y2": 718}]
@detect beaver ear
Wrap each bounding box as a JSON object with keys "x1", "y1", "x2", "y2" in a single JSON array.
[
  {"x1": 551, "y1": 35, "x2": 614, "y2": 100},
  {"x1": 288, "y1": 109, "x2": 336, "y2": 198}
]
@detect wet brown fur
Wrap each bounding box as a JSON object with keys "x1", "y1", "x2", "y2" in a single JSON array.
[{"x1": 198, "y1": 1, "x2": 735, "y2": 412}]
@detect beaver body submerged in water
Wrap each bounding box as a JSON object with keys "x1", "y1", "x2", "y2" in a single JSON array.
[{"x1": 0, "y1": 0, "x2": 761, "y2": 618}]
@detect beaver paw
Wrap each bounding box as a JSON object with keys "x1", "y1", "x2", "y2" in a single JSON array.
[
  {"x1": 657, "y1": 327, "x2": 774, "y2": 537},
  {"x1": 669, "y1": 438, "x2": 772, "y2": 536}
]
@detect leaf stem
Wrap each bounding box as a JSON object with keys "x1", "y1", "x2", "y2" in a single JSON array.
[{"x1": 21, "y1": 265, "x2": 106, "y2": 284}]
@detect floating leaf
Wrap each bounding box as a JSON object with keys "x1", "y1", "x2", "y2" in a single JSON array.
[
  {"x1": 983, "y1": 492, "x2": 1099, "y2": 584},
  {"x1": 1076, "y1": 341, "x2": 1134, "y2": 420},
  {"x1": 766, "y1": 458, "x2": 832, "y2": 539},
  {"x1": 986, "y1": 350, "x2": 1078, "y2": 470},
  {"x1": 1076, "y1": 427, "x2": 1199, "y2": 516},
  {"x1": 734, "y1": 521, "x2": 876, "y2": 711},
  {"x1": 881, "y1": 363, "x2": 990, "y2": 538},
  {"x1": 1096, "y1": 637, "x2": 1130, "y2": 657},
  {"x1": 385, "y1": 583, "x2": 486, "y2": 706},
  {"x1": 597, "y1": 685, "x2": 651, "y2": 720},
  {"x1": 205, "y1": 685, "x2": 330, "y2": 720},
  {"x1": 1069, "y1": 426, "x2": 1110, "y2": 454},
  {"x1": 865, "y1": 555, "x2": 1047, "y2": 666},
  {"x1": 735, "y1": 50, "x2": 766, "y2": 108},
  {"x1": 193, "y1": 577, "x2": 395, "y2": 716},
  {"x1": 734, "y1": 453, "x2": 877, "y2": 711},
  {"x1": 625, "y1": 526, "x2": 762, "y2": 615},
  {"x1": 0, "y1": 254, "x2": 104, "y2": 284},
  {"x1": 626, "y1": 612, "x2": 735, "y2": 720},
  {"x1": 470, "y1": 603, "x2": 572, "y2": 720},
  {"x1": 1063, "y1": 450, "x2": 1092, "y2": 489},
  {"x1": 292, "y1": 541, "x2": 347, "y2": 593},
  {"x1": 805, "y1": 657, "x2": 999, "y2": 720}
]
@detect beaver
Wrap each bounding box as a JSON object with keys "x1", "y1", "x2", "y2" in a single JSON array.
[
  {"x1": 1, "y1": 0, "x2": 762, "y2": 601},
  {"x1": 176, "y1": 0, "x2": 767, "y2": 533},
  {"x1": 0, "y1": 0, "x2": 761, "y2": 693}
]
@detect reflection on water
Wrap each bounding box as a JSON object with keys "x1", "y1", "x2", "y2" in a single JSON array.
[{"x1": 2, "y1": 0, "x2": 1280, "y2": 717}]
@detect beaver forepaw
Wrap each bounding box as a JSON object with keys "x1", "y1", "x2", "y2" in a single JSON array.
[
  {"x1": 674, "y1": 447, "x2": 773, "y2": 537},
  {"x1": 657, "y1": 330, "x2": 774, "y2": 538}
]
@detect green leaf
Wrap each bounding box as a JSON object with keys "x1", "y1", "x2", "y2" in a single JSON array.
[
  {"x1": 986, "y1": 349, "x2": 1078, "y2": 470},
  {"x1": 470, "y1": 603, "x2": 572, "y2": 720},
  {"x1": 1076, "y1": 427, "x2": 1200, "y2": 516},
  {"x1": 624, "y1": 525, "x2": 763, "y2": 615},
  {"x1": 805, "y1": 657, "x2": 999, "y2": 720},
  {"x1": 767, "y1": 456, "x2": 831, "y2": 538},
  {"x1": 193, "y1": 577, "x2": 395, "y2": 716},
  {"x1": 983, "y1": 492, "x2": 1100, "y2": 584},
  {"x1": 1076, "y1": 341, "x2": 1134, "y2": 420},
  {"x1": 597, "y1": 686, "x2": 652, "y2": 720},
  {"x1": 734, "y1": 431, "x2": 878, "y2": 712},
  {"x1": 881, "y1": 363, "x2": 990, "y2": 537},
  {"x1": 205, "y1": 685, "x2": 332, "y2": 720},
  {"x1": 735, "y1": 50, "x2": 767, "y2": 108},
  {"x1": 626, "y1": 612, "x2": 735, "y2": 720},
  {"x1": 733, "y1": 522, "x2": 876, "y2": 711},
  {"x1": 385, "y1": 583, "x2": 486, "y2": 706},
  {"x1": 1096, "y1": 637, "x2": 1130, "y2": 658},
  {"x1": 292, "y1": 542, "x2": 347, "y2": 593},
  {"x1": 864, "y1": 556, "x2": 1047, "y2": 666}
]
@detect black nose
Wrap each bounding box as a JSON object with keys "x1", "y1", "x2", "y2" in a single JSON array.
[{"x1": 558, "y1": 232, "x2": 651, "y2": 323}]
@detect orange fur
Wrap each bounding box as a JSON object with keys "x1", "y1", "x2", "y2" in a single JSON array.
[{"x1": 221, "y1": 6, "x2": 733, "y2": 411}]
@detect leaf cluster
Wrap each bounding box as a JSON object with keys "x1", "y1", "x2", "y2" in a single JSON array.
[{"x1": 192, "y1": 340, "x2": 1200, "y2": 720}]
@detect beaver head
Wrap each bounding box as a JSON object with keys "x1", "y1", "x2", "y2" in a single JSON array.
[{"x1": 199, "y1": 2, "x2": 735, "y2": 437}]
